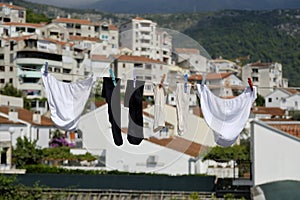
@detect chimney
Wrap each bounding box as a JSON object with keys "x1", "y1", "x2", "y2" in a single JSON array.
[
  {"x1": 32, "y1": 111, "x2": 41, "y2": 124},
  {"x1": 8, "y1": 108, "x2": 18, "y2": 122}
]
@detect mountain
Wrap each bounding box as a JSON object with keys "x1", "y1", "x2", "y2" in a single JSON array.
[{"x1": 24, "y1": 0, "x2": 300, "y2": 14}]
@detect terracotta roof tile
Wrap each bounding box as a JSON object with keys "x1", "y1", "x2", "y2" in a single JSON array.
[
  {"x1": 0, "y1": 3, "x2": 25, "y2": 10},
  {"x1": 91, "y1": 55, "x2": 112, "y2": 62},
  {"x1": 188, "y1": 73, "x2": 232, "y2": 81},
  {"x1": 268, "y1": 124, "x2": 300, "y2": 139},
  {"x1": 109, "y1": 24, "x2": 118, "y2": 31},
  {"x1": 0, "y1": 106, "x2": 54, "y2": 126},
  {"x1": 53, "y1": 18, "x2": 93, "y2": 25},
  {"x1": 4, "y1": 22, "x2": 44, "y2": 28},
  {"x1": 174, "y1": 48, "x2": 200, "y2": 54},
  {"x1": 249, "y1": 62, "x2": 272, "y2": 67},
  {"x1": 115, "y1": 55, "x2": 165, "y2": 64},
  {"x1": 282, "y1": 88, "x2": 299, "y2": 95},
  {"x1": 69, "y1": 35, "x2": 101, "y2": 42},
  {"x1": 251, "y1": 106, "x2": 285, "y2": 116}
]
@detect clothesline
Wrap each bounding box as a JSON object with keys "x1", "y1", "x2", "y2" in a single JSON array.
[{"x1": 5, "y1": 64, "x2": 300, "y2": 90}]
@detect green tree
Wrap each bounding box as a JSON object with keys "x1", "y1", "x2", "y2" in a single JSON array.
[
  {"x1": 255, "y1": 93, "x2": 265, "y2": 106},
  {"x1": 0, "y1": 84, "x2": 22, "y2": 97},
  {"x1": 26, "y1": 9, "x2": 51, "y2": 23},
  {"x1": 12, "y1": 137, "x2": 42, "y2": 168}
]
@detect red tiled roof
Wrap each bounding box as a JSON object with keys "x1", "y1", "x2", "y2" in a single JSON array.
[
  {"x1": 0, "y1": 3, "x2": 25, "y2": 10},
  {"x1": 53, "y1": 18, "x2": 93, "y2": 25},
  {"x1": 249, "y1": 62, "x2": 272, "y2": 67},
  {"x1": 4, "y1": 22, "x2": 44, "y2": 28},
  {"x1": 115, "y1": 55, "x2": 165, "y2": 64},
  {"x1": 69, "y1": 35, "x2": 101, "y2": 42},
  {"x1": 188, "y1": 73, "x2": 232, "y2": 81},
  {"x1": 0, "y1": 106, "x2": 54, "y2": 126},
  {"x1": 268, "y1": 124, "x2": 300, "y2": 139},
  {"x1": 175, "y1": 48, "x2": 200, "y2": 54},
  {"x1": 3, "y1": 34, "x2": 36, "y2": 42},
  {"x1": 134, "y1": 17, "x2": 146, "y2": 20},
  {"x1": 109, "y1": 24, "x2": 118, "y2": 31},
  {"x1": 43, "y1": 38, "x2": 73, "y2": 47},
  {"x1": 0, "y1": 115, "x2": 22, "y2": 125},
  {"x1": 282, "y1": 88, "x2": 299, "y2": 95},
  {"x1": 91, "y1": 55, "x2": 112, "y2": 62},
  {"x1": 251, "y1": 107, "x2": 285, "y2": 116},
  {"x1": 147, "y1": 136, "x2": 208, "y2": 157},
  {"x1": 121, "y1": 128, "x2": 207, "y2": 157}
]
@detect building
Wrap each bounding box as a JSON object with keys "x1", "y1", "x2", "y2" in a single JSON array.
[
  {"x1": 77, "y1": 103, "x2": 218, "y2": 175},
  {"x1": 251, "y1": 120, "x2": 300, "y2": 199},
  {"x1": 173, "y1": 48, "x2": 209, "y2": 74},
  {"x1": 265, "y1": 88, "x2": 300, "y2": 111},
  {"x1": 242, "y1": 62, "x2": 288, "y2": 96},
  {"x1": 119, "y1": 17, "x2": 172, "y2": 64},
  {"x1": 208, "y1": 58, "x2": 240, "y2": 74},
  {"x1": 188, "y1": 72, "x2": 245, "y2": 97},
  {"x1": 0, "y1": 3, "x2": 26, "y2": 24}
]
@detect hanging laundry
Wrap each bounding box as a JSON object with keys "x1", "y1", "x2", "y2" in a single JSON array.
[
  {"x1": 153, "y1": 83, "x2": 166, "y2": 133},
  {"x1": 176, "y1": 82, "x2": 191, "y2": 136},
  {"x1": 124, "y1": 80, "x2": 145, "y2": 145},
  {"x1": 102, "y1": 77, "x2": 123, "y2": 146},
  {"x1": 197, "y1": 84, "x2": 257, "y2": 147},
  {"x1": 42, "y1": 70, "x2": 94, "y2": 131}
]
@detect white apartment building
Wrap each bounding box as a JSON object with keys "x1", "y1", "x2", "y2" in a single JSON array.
[
  {"x1": 173, "y1": 48, "x2": 209, "y2": 73},
  {"x1": 208, "y1": 58, "x2": 240, "y2": 74},
  {"x1": 0, "y1": 3, "x2": 26, "y2": 24},
  {"x1": 119, "y1": 17, "x2": 172, "y2": 64},
  {"x1": 242, "y1": 62, "x2": 288, "y2": 96},
  {"x1": 115, "y1": 55, "x2": 169, "y2": 96}
]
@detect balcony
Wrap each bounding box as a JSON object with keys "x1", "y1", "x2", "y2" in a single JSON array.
[
  {"x1": 139, "y1": 27, "x2": 151, "y2": 32},
  {"x1": 18, "y1": 68, "x2": 42, "y2": 78}
]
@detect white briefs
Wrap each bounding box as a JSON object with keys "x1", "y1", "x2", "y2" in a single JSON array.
[
  {"x1": 197, "y1": 84, "x2": 256, "y2": 147},
  {"x1": 42, "y1": 70, "x2": 94, "y2": 131}
]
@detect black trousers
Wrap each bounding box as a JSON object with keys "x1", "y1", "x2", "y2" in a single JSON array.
[
  {"x1": 124, "y1": 80, "x2": 145, "y2": 145},
  {"x1": 101, "y1": 77, "x2": 123, "y2": 146}
]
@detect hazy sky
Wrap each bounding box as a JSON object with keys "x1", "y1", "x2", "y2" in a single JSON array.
[{"x1": 24, "y1": 0, "x2": 100, "y2": 8}]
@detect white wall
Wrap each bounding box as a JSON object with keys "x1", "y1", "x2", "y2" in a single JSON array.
[
  {"x1": 251, "y1": 120, "x2": 300, "y2": 186},
  {"x1": 265, "y1": 90, "x2": 289, "y2": 108},
  {"x1": 79, "y1": 104, "x2": 202, "y2": 175},
  {"x1": 282, "y1": 94, "x2": 300, "y2": 110}
]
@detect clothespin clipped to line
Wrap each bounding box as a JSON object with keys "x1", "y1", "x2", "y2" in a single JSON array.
[
  {"x1": 201, "y1": 73, "x2": 206, "y2": 86},
  {"x1": 44, "y1": 62, "x2": 48, "y2": 75},
  {"x1": 109, "y1": 68, "x2": 117, "y2": 86},
  {"x1": 184, "y1": 74, "x2": 188, "y2": 93},
  {"x1": 133, "y1": 67, "x2": 136, "y2": 88},
  {"x1": 159, "y1": 74, "x2": 166, "y2": 88},
  {"x1": 247, "y1": 78, "x2": 253, "y2": 91}
]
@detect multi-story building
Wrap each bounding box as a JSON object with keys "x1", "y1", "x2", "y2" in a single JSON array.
[
  {"x1": 119, "y1": 17, "x2": 172, "y2": 64},
  {"x1": 242, "y1": 62, "x2": 288, "y2": 96},
  {"x1": 173, "y1": 48, "x2": 209, "y2": 73},
  {"x1": 0, "y1": 3, "x2": 26, "y2": 24},
  {"x1": 208, "y1": 58, "x2": 240, "y2": 74}
]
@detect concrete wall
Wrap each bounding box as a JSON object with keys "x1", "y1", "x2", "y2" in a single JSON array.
[{"x1": 251, "y1": 120, "x2": 300, "y2": 186}]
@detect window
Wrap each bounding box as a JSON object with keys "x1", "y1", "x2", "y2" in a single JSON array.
[
  {"x1": 295, "y1": 101, "x2": 298, "y2": 107},
  {"x1": 123, "y1": 63, "x2": 126, "y2": 68},
  {"x1": 252, "y1": 68, "x2": 259, "y2": 73},
  {"x1": 253, "y1": 77, "x2": 259, "y2": 82},
  {"x1": 10, "y1": 66, "x2": 13, "y2": 72},
  {"x1": 9, "y1": 78, "x2": 13, "y2": 84},
  {"x1": 268, "y1": 98, "x2": 272, "y2": 103},
  {"x1": 0, "y1": 79, "x2": 4, "y2": 83},
  {"x1": 0, "y1": 66, "x2": 4, "y2": 71}
]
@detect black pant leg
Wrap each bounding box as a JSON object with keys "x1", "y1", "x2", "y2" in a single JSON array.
[
  {"x1": 125, "y1": 80, "x2": 145, "y2": 145},
  {"x1": 102, "y1": 77, "x2": 123, "y2": 146}
]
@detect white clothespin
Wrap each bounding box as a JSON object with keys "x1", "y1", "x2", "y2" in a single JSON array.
[
  {"x1": 184, "y1": 74, "x2": 188, "y2": 93},
  {"x1": 133, "y1": 67, "x2": 136, "y2": 88},
  {"x1": 201, "y1": 73, "x2": 206, "y2": 86},
  {"x1": 109, "y1": 68, "x2": 117, "y2": 86}
]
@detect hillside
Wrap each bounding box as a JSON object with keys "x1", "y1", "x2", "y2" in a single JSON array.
[{"x1": 7, "y1": 0, "x2": 300, "y2": 86}]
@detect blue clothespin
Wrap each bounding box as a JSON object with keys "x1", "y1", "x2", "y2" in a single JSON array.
[
  {"x1": 109, "y1": 68, "x2": 117, "y2": 86},
  {"x1": 44, "y1": 62, "x2": 48, "y2": 75},
  {"x1": 184, "y1": 74, "x2": 188, "y2": 93},
  {"x1": 133, "y1": 67, "x2": 136, "y2": 88}
]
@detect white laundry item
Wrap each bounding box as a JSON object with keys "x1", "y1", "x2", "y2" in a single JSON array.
[
  {"x1": 42, "y1": 70, "x2": 94, "y2": 131},
  {"x1": 176, "y1": 83, "x2": 191, "y2": 136},
  {"x1": 197, "y1": 84, "x2": 256, "y2": 147},
  {"x1": 153, "y1": 84, "x2": 166, "y2": 133}
]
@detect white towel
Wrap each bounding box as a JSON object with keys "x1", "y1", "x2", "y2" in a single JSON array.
[
  {"x1": 197, "y1": 84, "x2": 256, "y2": 147},
  {"x1": 153, "y1": 84, "x2": 166, "y2": 133},
  {"x1": 42, "y1": 71, "x2": 94, "y2": 131}
]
